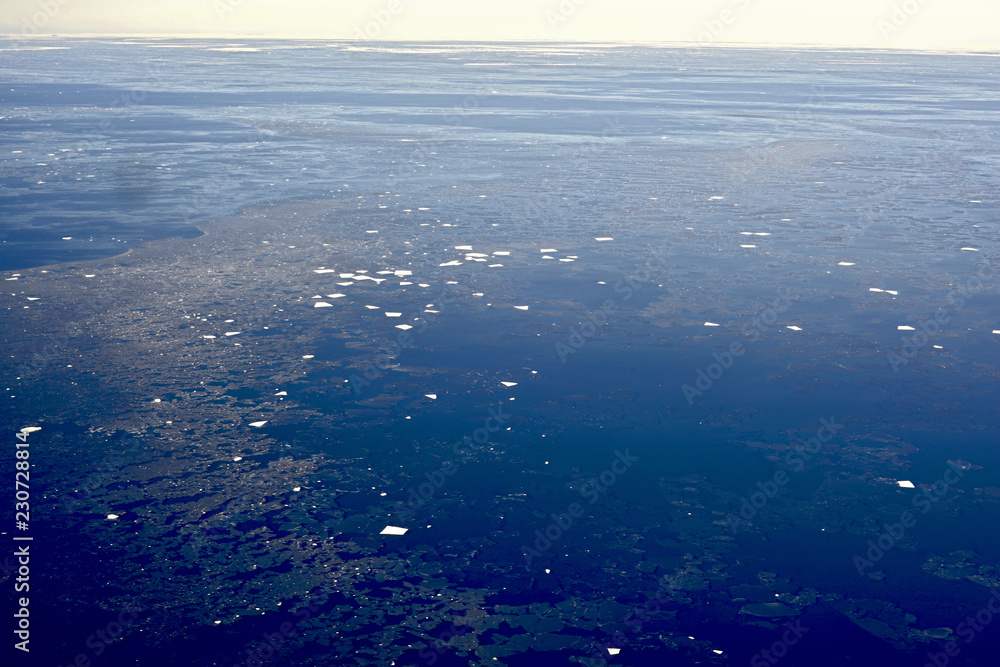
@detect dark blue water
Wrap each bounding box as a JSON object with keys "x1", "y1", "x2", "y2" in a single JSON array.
[{"x1": 2, "y1": 39, "x2": 999, "y2": 667}]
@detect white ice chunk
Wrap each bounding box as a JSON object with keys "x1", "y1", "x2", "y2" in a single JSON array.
[
  {"x1": 869, "y1": 288, "x2": 884, "y2": 293},
  {"x1": 385, "y1": 312, "x2": 402, "y2": 317},
  {"x1": 396, "y1": 324, "x2": 413, "y2": 330},
  {"x1": 425, "y1": 394, "x2": 437, "y2": 399},
  {"x1": 365, "y1": 305, "x2": 380, "y2": 310},
  {"x1": 249, "y1": 421, "x2": 268, "y2": 428},
  {"x1": 885, "y1": 290, "x2": 898, "y2": 296},
  {"x1": 275, "y1": 391, "x2": 287, "y2": 396},
  {"x1": 106, "y1": 514, "x2": 119, "y2": 520},
  {"x1": 898, "y1": 480, "x2": 915, "y2": 488},
  {"x1": 898, "y1": 326, "x2": 916, "y2": 331},
  {"x1": 961, "y1": 247, "x2": 979, "y2": 252},
  {"x1": 786, "y1": 326, "x2": 802, "y2": 331},
  {"x1": 838, "y1": 262, "x2": 856, "y2": 266},
  {"x1": 704, "y1": 322, "x2": 720, "y2": 327},
  {"x1": 302, "y1": 355, "x2": 315, "y2": 359},
  {"x1": 225, "y1": 331, "x2": 241, "y2": 336},
  {"x1": 314, "y1": 302, "x2": 333, "y2": 308},
  {"x1": 740, "y1": 245, "x2": 756, "y2": 249},
  {"x1": 313, "y1": 269, "x2": 337, "y2": 274},
  {"x1": 595, "y1": 237, "x2": 614, "y2": 241},
  {"x1": 325, "y1": 293, "x2": 346, "y2": 299},
  {"x1": 607, "y1": 648, "x2": 621, "y2": 655},
  {"x1": 203, "y1": 335, "x2": 217, "y2": 339},
  {"x1": 493, "y1": 251, "x2": 510, "y2": 256},
  {"x1": 514, "y1": 306, "x2": 529, "y2": 311},
  {"x1": 380, "y1": 526, "x2": 408, "y2": 536},
  {"x1": 439, "y1": 260, "x2": 463, "y2": 267},
  {"x1": 540, "y1": 248, "x2": 557, "y2": 253},
  {"x1": 19, "y1": 427, "x2": 41, "y2": 434},
  {"x1": 501, "y1": 382, "x2": 518, "y2": 387},
  {"x1": 455, "y1": 245, "x2": 474, "y2": 250}
]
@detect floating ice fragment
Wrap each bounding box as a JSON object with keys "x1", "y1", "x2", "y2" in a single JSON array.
[
  {"x1": 608, "y1": 648, "x2": 621, "y2": 655},
  {"x1": 869, "y1": 288, "x2": 884, "y2": 293},
  {"x1": 249, "y1": 421, "x2": 268, "y2": 428},
  {"x1": 514, "y1": 306, "x2": 529, "y2": 311},
  {"x1": 225, "y1": 331, "x2": 241, "y2": 336},
  {"x1": 106, "y1": 514, "x2": 119, "y2": 520},
  {"x1": 740, "y1": 245, "x2": 756, "y2": 249},
  {"x1": 455, "y1": 245, "x2": 473, "y2": 250},
  {"x1": 595, "y1": 237, "x2": 613, "y2": 241},
  {"x1": 233, "y1": 456, "x2": 243, "y2": 461},
  {"x1": 993, "y1": 330, "x2": 1000, "y2": 335},
  {"x1": 541, "y1": 255, "x2": 554, "y2": 259},
  {"x1": 202, "y1": 335, "x2": 217, "y2": 339},
  {"x1": 493, "y1": 251, "x2": 510, "y2": 256},
  {"x1": 786, "y1": 326, "x2": 802, "y2": 331},
  {"x1": 709, "y1": 196, "x2": 724, "y2": 200},
  {"x1": 704, "y1": 322, "x2": 720, "y2": 327},
  {"x1": 380, "y1": 526, "x2": 408, "y2": 536},
  {"x1": 838, "y1": 262, "x2": 855, "y2": 267},
  {"x1": 898, "y1": 480, "x2": 915, "y2": 488},
  {"x1": 275, "y1": 391, "x2": 287, "y2": 396},
  {"x1": 559, "y1": 258, "x2": 574, "y2": 262},
  {"x1": 961, "y1": 248, "x2": 979, "y2": 252},
  {"x1": 396, "y1": 324, "x2": 413, "y2": 330},
  {"x1": 501, "y1": 382, "x2": 518, "y2": 387},
  {"x1": 934, "y1": 345, "x2": 943, "y2": 349},
  {"x1": 540, "y1": 248, "x2": 557, "y2": 253},
  {"x1": 62, "y1": 236, "x2": 72, "y2": 240},
  {"x1": 20, "y1": 427, "x2": 41, "y2": 434},
  {"x1": 313, "y1": 269, "x2": 337, "y2": 274},
  {"x1": 26, "y1": 297, "x2": 39, "y2": 301},
  {"x1": 314, "y1": 302, "x2": 333, "y2": 308},
  {"x1": 385, "y1": 312, "x2": 402, "y2": 317},
  {"x1": 85, "y1": 274, "x2": 95, "y2": 278},
  {"x1": 365, "y1": 305, "x2": 380, "y2": 310},
  {"x1": 753, "y1": 232, "x2": 771, "y2": 236},
  {"x1": 439, "y1": 260, "x2": 463, "y2": 267},
  {"x1": 339, "y1": 273, "x2": 355, "y2": 279},
  {"x1": 293, "y1": 487, "x2": 301, "y2": 492},
  {"x1": 394, "y1": 270, "x2": 412, "y2": 276},
  {"x1": 302, "y1": 355, "x2": 314, "y2": 359},
  {"x1": 366, "y1": 230, "x2": 378, "y2": 234},
  {"x1": 326, "y1": 294, "x2": 346, "y2": 299},
  {"x1": 898, "y1": 326, "x2": 916, "y2": 331},
  {"x1": 425, "y1": 394, "x2": 437, "y2": 399},
  {"x1": 885, "y1": 290, "x2": 898, "y2": 296}
]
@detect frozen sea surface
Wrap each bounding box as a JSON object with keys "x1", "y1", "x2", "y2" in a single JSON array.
[{"x1": 1, "y1": 39, "x2": 999, "y2": 667}]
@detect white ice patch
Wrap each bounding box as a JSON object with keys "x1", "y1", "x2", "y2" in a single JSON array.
[
  {"x1": 380, "y1": 526, "x2": 408, "y2": 536},
  {"x1": 249, "y1": 421, "x2": 268, "y2": 428},
  {"x1": 898, "y1": 326, "x2": 916, "y2": 331},
  {"x1": 898, "y1": 480, "x2": 915, "y2": 488}
]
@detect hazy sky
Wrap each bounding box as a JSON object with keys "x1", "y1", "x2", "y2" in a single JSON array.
[{"x1": 4, "y1": 0, "x2": 999, "y2": 51}]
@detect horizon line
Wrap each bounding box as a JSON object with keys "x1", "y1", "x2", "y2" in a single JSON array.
[{"x1": 3, "y1": 34, "x2": 998, "y2": 55}]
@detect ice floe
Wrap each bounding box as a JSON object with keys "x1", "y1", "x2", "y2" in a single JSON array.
[
  {"x1": 961, "y1": 247, "x2": 979, "y2": 252},
  {"x1": 501, "y1": 382, "x2": 518, "y2": 387},
  {"x1": 314, "y1": 302, "x2": 333, "y2": 308},
  {"x1": 704, "y1": 322, "x2": 720, "y2": 327},
  {"x1": 425, "y1": 394, "x2": 437, "y2": 399},
  {"x1": 898, "y1": 480, "x2": 915, "y2": 488},
  {"x1": 225, "y1": 331, "x2": 241, "y2": 336},
  {"x1": 898, "y1": 326, "x2": 916, "y2": 331},
  {"x1": 595, "y1": 237, "x2": 614, "y2": 241},
  {"x1": 20, "y1": 427, "x2": 41, "y2": 434},
  {"x1": 106, "y1": 514, "x2": 119, "y2": 520},
  {"x1": 380, "y1": 526, "x2": 408, "y2": 536},
  {"x1": 249, "y1": 421, "x2": 268, "y2": 428},
  {"x1": 786, "y1": 326, "x2": 802, "y2": 331},
  {"x1": 838, "y1": 262, "x2": 856, "y2": 267},
  {"x1": 396, "y1": 324, "x2": 413, "y2": 330},
  {"x1": 514, "y1": 306, "x2": 529, "y2": 311},
  {"x1": 385, "y1": 312, "x2": 402, "y2": 317}
]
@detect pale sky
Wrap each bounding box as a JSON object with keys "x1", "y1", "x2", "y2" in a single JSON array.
[{"x1": 4, "y1": 0, "x2": 999, "y2": 51}]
